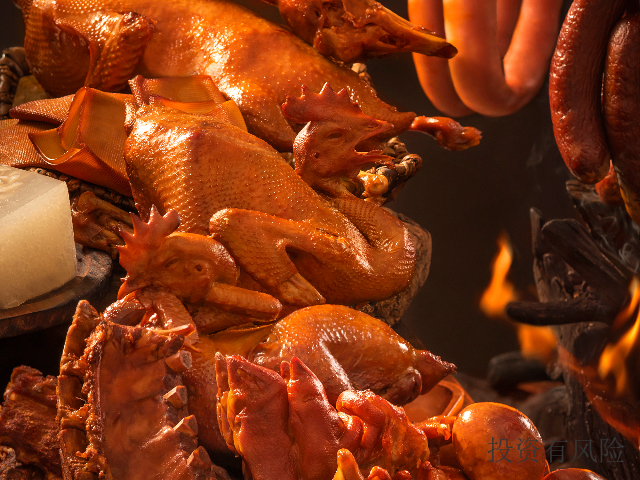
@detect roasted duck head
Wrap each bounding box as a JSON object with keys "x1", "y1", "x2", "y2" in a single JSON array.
[{"x1": 265, "y1": 0, "x2": 457, "y2": 63}]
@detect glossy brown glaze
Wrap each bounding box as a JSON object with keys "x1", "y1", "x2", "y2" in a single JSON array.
[
  {"x1": 250, "y1": 304, "x2": 456, "y2": 405},
  {"x1": 124, "y1": 106, "x2": 417, "y2": 306},
  {"x1": 19, "y1": 0, "x2": 416, "y2": 151},
  {"x1": 549, "y1": 0, "x2": 627, "y2": 184},
  {"x1": 215, "y1": 354, "x2": 430, "y2": 480},
  {"x1": 453, "y1": 403, "x2": 545, "y2": 480},
  {"x1": 57, "y1": 300, "x2": 225, "y2": 480}
]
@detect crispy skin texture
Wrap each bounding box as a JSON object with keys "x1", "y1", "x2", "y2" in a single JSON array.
[
  {"x1": 20, "y1": 0, "x2": 415, "y2": 151},
  {"x1": 0, "y1": 367, "x2": 61, "y2": 479},
  {"x1": 249, "y1": 304, "x2": 456, "y2": 405},
  {"x1": 124, "y1": 106, "x2": 416, "y2": 306}
]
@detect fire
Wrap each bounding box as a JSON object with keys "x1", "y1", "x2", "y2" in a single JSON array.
[
  {"x1": 479, "y1": 233, "x2": 516, "y2": 317},
  {"x1": 560, "y1": 278, "x2": 640, "y2": 447},
  {"x1": 480, "y1": 233, "x2": 557, "y2": 364},
  {"x1": 598, "y1": 277, "x2": 640, "y2": 396}
]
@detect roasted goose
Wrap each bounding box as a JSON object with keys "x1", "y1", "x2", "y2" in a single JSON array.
[{"x1": 18, "y1": 0, "x2": 419, "y2": 151}]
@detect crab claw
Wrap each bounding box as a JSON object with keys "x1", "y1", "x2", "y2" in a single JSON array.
[{"x1": 275, "y1": 0, "x2": 457, "y2": 63}]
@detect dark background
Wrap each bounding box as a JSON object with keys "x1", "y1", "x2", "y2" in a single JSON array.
[{"x1": 0, "y1": 0, "x2": 576, "y2": 381}]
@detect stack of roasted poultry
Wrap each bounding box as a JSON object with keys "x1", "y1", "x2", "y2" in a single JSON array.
[{"x1": 0, "y1": 0, "x2": 612, "y2": 478}]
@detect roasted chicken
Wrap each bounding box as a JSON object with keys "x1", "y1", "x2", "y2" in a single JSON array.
[{"x1": 248, "y1": 304, "x2": 455, "y2": 405}]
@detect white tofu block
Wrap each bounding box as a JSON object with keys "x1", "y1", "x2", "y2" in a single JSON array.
[{"x1": 0, "y1": 166, "x2": 77, "y2": 309}]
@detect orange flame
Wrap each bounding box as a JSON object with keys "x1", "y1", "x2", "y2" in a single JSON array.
[
  {"x1": 598, "y1": 277, "x2": 640, "y2": 396},
  {"x1": 479, "y1": 233, "x2": 517, "y2": 317},
  {"x1": 480, "y1": 233, "x2": 557, "y2": 365},
  {"x1": 560, "y1": 278, "x2": 640, "y2": 447}
]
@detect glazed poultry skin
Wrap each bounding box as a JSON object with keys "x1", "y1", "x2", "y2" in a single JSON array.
[
  {"x1": 19, "y1": 0, "x2": 416, "y2": 150},
  {"x1": 123, "y1": 106, "x2": 417, "y2": 306}
]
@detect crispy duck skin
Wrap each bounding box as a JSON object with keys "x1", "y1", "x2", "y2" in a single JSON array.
[
  {"x1": 18, "y1": 0, "x2": 416, "y2": 151},
  {"x1": 0, "y1": 367, "x2": 62, "y2": 480},
  {"x1": 249, "y1": 304, "x2": 456, "y2": 406},
  {"x1": 123, "y1": 103, "x2": 416, "y2": 306},
  {"x1": 57, "y1": 301, "x2": 229, "y2": 480}
]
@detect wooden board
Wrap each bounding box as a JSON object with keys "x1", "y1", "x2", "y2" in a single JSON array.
[{"x1": 0, "y1": 244, "x2": 112, "y2": 338}]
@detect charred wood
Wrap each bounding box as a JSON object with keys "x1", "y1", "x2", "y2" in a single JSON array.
[
  {"x1": 506, "y1": 183, "x2": 640, "y2": 479},
  {"x1": 486, "y1": 351, "x2": 551, "y2": 392}
]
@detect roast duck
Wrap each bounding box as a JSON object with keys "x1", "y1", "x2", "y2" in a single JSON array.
[
  {"x1": 0, "y1": 0, "x2": 610, "y2": 478},
  {"x1": 0, "y1": 0, "x2": 487, "y2": 478},
  {"x1": 14, "y1": 0, "x2": 481, "y2": 152}
]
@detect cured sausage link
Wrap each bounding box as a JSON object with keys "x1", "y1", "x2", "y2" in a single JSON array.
[
  {"x1": 604, "y1": 12, "x2": 640, "y2": 222},
  {"x1": 443, "y1": 0, "x2": 562, "y2": 116},
  {"x1": 549, "y1": 0, "x2": 627, "y2": 184},
  {"x1": 408, "y1": 0, "x2": 473, "y2": 117},
  {"x1": 409, "y1": 0, "x2": 561, "y2": 118}
]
